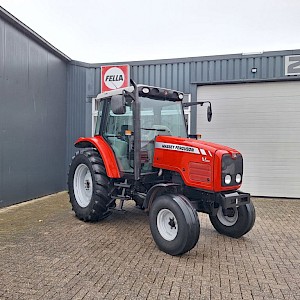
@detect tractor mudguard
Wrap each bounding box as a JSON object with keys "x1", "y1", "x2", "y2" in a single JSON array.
[
  {"x1": 75, "y1": 136, "x2": 121, "y2": 178},
  {"x1": 143, "y1": 183, "x2": 181, "y2": 211}
]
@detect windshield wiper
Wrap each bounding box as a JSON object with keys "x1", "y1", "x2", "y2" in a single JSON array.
[{"x1": 141, "y1": 128, "x2": 166, "y2": 131}]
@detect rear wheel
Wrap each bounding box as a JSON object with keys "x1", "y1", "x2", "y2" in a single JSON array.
[
  {"x1": 149, "y1": 194, "x2": 200, "y2": 256},
  {"x1": 209, "y1": 200, "x2": 256, "y2": 238},
  {"x1": 68, "y1": 149, "x2": 111, "y2": 222}
]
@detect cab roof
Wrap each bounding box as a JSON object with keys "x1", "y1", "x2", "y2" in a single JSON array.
[{"x1": 95, "y1": 84, "x2": 184, "y2": 102}]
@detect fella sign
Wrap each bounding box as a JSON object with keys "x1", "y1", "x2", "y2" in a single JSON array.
[{"x1": 101, "y1": 65, "x2": 130, "y2": 92}]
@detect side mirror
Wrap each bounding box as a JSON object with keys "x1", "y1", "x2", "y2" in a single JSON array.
[
  {"x1": 111, "y1": 94, "x2": 126, "y2": 115},
  {"x1": 207, "y1": 104, "x2": 212, "y2": 122}
]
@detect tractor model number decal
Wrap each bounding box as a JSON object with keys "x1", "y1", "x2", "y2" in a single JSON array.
[{"x1": 155, "y1": 142, "x2": 200, "y2": 154}]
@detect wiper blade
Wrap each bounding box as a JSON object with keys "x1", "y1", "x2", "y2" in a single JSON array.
[{"x1": 141, "y1": 128, "x2": 165, "y2": 131}]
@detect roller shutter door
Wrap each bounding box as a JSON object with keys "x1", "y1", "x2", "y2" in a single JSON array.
[{"x1": 196, "y1": 81, "x2": 300, "y2": 198}]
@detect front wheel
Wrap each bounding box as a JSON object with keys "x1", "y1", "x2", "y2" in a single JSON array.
[
  {"x1": 149, "y1": 194, "x2": 200, "y2": 256},
  {"x1": 209, "y1": 200, "x2": 256, "y2": 238}
]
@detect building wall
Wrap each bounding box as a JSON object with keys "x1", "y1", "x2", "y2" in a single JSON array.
[
  {"x1": 0, "y1": 16, "x2": 68, "y2": 207},
  {"x1": 66, "y1": 64, "x2": 101, "y2": 167}
]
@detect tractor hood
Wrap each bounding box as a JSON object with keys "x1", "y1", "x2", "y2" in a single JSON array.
[
  {"x1": 154, "y1": 135, "x2": 240, "y2": 157},
  {"x1": 153, "y1": 135, "x2": 242, "y2": 192}
]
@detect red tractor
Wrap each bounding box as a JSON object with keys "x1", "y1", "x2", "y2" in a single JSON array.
[{"x1": 68, "y1": 80, "x2": 255, "y2": 256}]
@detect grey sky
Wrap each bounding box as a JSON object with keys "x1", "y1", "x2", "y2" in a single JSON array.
[{"x1": 0, "y1": 0, "x2": 299, "y2": 63}]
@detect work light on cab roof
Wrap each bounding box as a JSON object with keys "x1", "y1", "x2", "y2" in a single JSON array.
[{"x1": 138, "y1": 85, "x2": 184, "y2": 101}]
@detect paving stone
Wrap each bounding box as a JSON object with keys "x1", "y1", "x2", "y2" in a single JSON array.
[{"x1": 0, "y1": 193, "x2": 299, "y2": 299}]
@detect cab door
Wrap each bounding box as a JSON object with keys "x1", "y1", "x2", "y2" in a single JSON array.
[{"x1": 102, "y1": 101, "x2": 134, "y2": 173}]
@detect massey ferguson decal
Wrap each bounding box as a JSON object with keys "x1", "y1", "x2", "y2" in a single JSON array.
[{"x1": 155, "y1": 142, "x2": 201, "y2": 154}]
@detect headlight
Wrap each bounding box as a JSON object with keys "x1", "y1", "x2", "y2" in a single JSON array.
[
  {"x1": 142, "y1": 87, "x2": 150, "y2": 94},
  {"x1": 236, "y1": 174, "x2": 242, "y2": 184},
  {"x1": 224, "y1": 175, "x2": 232, "y2": 185}
]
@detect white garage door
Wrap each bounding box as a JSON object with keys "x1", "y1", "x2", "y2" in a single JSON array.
[{"x1": 197, "y1": 82, "x2": 300, "y2": 198}]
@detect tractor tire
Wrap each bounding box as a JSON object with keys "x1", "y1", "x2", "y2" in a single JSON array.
[
  {"x1": 68, "y1": 149, "x2": 112, "y2": 222},
  {"x1": 149, "y1": 194, "x2": 200, "y2": 256},
  {"x1": 209, "y1": 200, "x2": 256, "y2": 238}
]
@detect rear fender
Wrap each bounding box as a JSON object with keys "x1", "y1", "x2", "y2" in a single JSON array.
[{"x1": 75, "y1": 136, "x2": 121, "y2": 178}]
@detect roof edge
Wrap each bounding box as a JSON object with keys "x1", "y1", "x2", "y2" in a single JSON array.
[
  {"x1": 70, "y1": 48, "x2": 300, "y2": 68},
  {"x1": 0, "y1": 6, "x2": 71, "y2": 62}
]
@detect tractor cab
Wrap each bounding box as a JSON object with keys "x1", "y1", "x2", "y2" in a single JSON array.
[{"x1": 94, "y1": 84, "x2": 188, "y2": 175}]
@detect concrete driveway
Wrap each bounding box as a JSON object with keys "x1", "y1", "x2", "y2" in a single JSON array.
[{"x1": 0, "y1": 193, "x2": 299, "y2": 299}]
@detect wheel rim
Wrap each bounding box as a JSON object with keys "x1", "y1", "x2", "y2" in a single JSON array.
[
  {"x1": 73, "y1": 164, "x2": 93, "y2": 208},
  {"x1": 217, "y1": 206, "x2": 238, "y2": 226},
  {"x1": 157, "y1": 209, "x2": 178, "y2": 241}
]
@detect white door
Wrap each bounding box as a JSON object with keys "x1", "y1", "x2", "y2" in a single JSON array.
[{"x1": 197, "y1": 81, "x2": 300, "y2": 198}]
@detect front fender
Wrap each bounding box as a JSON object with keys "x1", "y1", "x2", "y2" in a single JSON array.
[
  {"x1": 75, "y1": 136, "x2": 121, "y2": 178},
  {"x1": 143, "y1": 183, "x2": 181, "y2": 211}
]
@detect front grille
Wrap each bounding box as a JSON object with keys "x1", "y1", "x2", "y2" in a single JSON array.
[{"x1": 221, "y1": 154, "x2": 243, "y2": 187}]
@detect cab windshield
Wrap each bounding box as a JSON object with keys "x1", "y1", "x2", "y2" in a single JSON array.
[{"x1": 140, "y1": 97, "x2": 187, "y2": 139}]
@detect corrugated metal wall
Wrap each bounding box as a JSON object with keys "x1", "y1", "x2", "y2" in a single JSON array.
[
  {"x1": 193, "y1": 54, "x2": 284, "y2": 82},
  {"x1": 66, "y1": 50, "x2": 300, "y2": 166},
  {"x1": 66, "y1": 65, "x2": 102, "y2": 167},
  {"x1": 0, "y1": 17, "x2": 67, "y2": 207}
]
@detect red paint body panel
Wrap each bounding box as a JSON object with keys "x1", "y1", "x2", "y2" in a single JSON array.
[
  {"x1": 153, "y1": 136, "x2": 242, "y2": 192},
  {"x1": 189, "y1": 162, "x2": 211, "y2": 183},
  {"x1": 75, "y1": 136, "x2": 121, "y2": 178}
]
